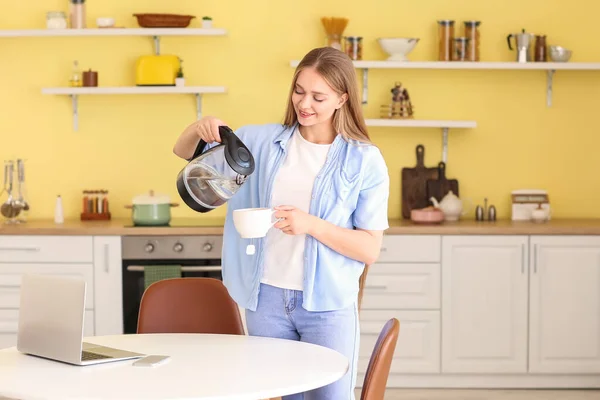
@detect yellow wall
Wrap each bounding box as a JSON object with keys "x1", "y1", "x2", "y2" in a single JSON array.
[{"x1": 1, "y1": 0, "x2": 599, "y2": 221}]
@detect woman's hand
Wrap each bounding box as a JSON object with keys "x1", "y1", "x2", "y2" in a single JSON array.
[
  {"x1": 192, "y1": 116, "x2": 227, "y2": 143},
  {"x1": 273, "y1": 206, "x2": 317, "y2": 235}
]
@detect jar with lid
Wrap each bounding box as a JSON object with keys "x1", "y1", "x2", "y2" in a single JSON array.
[
  {"x1": 452, "y1": 37, "x2": 470, "y2": 61},
  {"x1": 326, "y1": 34, "x2": 342, "y2": 50},
  {"x1": 464, "y1": 20, "x2": 481, "y2": 61},
  {"x1": 438, "y1": 20, "x2": 455, "y2": 61},
  {"x1": 47, "y1": 12, "x2": 67, "y2": 29},
  {"x1": 69, "y1": 0, "x2": 86, "y2": 29},
  {"x1": 344, "y1": 36, "x2": 363, "y2": 60}
]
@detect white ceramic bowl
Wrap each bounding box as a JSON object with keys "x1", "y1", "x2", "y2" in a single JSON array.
[
  {"x1": 96, "y1": 17, "x2": 115, "y2": 28},
  {"x1": 549, "y1": 46, "x2": 572, "y2": 62},
  {"x1": 378, "y1": 37, "x2": 420, "y2": 61}
]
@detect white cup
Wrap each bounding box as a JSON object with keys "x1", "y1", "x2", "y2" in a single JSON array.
[{"x1": 232, "y1": 207, "x2": 281, "y2": 239}]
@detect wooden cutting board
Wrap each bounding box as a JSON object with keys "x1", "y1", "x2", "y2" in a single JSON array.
[
  {"x1": 401, "y1": 145, "x2": 439, "y2": 219},
  {"x1": 426, "y1": 161, "x2": 459, "y2": 203}
]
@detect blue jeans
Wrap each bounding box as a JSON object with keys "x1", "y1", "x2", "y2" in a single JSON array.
[{"x1": 245, "y1": 283, "x2": 359, "y2": 400}]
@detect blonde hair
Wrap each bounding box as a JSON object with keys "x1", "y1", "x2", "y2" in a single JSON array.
[{"x1": 283, "y1": 47, "x2": 371, "y2": 144}]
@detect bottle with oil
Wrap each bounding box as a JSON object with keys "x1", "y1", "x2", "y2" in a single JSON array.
[{"x1": 69, "y1": 60, "x2": 82, "y2": 87}]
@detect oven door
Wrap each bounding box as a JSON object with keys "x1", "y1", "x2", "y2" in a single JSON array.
[{"x1": 122, "y1": 259, "x2": 222, "y2": 334}]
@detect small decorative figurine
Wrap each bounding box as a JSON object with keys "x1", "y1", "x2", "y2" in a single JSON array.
[{"x1": 381, "y1": 81, "x2": 414, "y2": 119}]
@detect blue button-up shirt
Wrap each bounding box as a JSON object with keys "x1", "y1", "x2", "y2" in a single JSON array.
[{"x1": 203, "y1": 123, "x2": 389, "y2": 312}]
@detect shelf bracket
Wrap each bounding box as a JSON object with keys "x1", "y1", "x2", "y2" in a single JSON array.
[
  {"x1": 153, "y1": 35, "x2": 160, "y2": 55},
  {"x1": 362, "y1": 68, "x2": 369, "y2": 105},
  {"x1": 195, "y1": 93, "x2": 203, "y2": 120},
  {"x1": 441, "y1": 127, "x2": 449, "y2": 163},
  {"x1": 71, "y1": 94, "x2": 79, "y2": 131},
  {"x1": 546, "y1": 69, "x2": 555, "y2": 107}
]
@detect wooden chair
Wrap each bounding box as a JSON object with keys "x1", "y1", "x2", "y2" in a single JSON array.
[{"x1": 359, "y1": 318, "x2": 400, "y2": 400}]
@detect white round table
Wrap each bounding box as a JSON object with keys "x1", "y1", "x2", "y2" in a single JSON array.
[{"x1": 0, "y1": 333, "x2": 349, "y2": 400}]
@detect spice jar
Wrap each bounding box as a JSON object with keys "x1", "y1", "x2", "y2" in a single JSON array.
[
  {"x1": 464, "y1": 20, "x2": 481, "y2": 61},
  {"x1": 47, "y1": 12, "x2": 67, "y2": 29},
  {"x1": 453, "y1": 37, "x2": 469, "y2": 61},
  {"x1": 82, "y1": 69, "x2": 98, "y2": 87},
  {"x1": 344, "y1": 36, "x2": 363, "y2": 60},
  {"x1": 326, "y1": 34, "x2": 342, "y2": 50},
  {"x1": 438, "y1": 20, "x2": 455, "y2": 61},
  {"x1": 534, "y1": 35, "x2": 547, "y2": 62},
  {"x1": 69, "y1": 0, "x2": 86, "y2": 29}
]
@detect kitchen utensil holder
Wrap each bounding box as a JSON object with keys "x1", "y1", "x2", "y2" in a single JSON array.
[{"x1": 81, "y1": 212, "x2": 111, "y2": 221}]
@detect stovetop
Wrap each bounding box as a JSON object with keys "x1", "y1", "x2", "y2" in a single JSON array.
[{"x1": 124, "y1": 218, "x2": 224, "y2": 228}]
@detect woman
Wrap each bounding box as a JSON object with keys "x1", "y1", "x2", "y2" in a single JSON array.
[{"x1": 173, "y1": 46, "x2": 389, "y2": 400}]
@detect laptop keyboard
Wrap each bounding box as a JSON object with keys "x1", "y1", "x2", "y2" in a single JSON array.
[{"x1": 81, "y1": 351, "x2": 112, "y2": 361}]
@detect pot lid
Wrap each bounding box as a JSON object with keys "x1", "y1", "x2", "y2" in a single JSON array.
[{"x1": 133, "y1": 190, "x2": 170, "y2": 205}]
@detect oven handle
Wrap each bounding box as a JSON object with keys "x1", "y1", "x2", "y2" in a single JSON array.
[{"x1": 126, "y1": 265, "x2": 222, "y2": 272}]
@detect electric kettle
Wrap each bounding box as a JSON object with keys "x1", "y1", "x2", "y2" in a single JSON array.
[{"x1": 176, "y1": 126, "x2": 255, "y2": 213}]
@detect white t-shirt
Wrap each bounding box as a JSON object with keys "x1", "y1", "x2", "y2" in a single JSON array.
[{"x1": 261, "y1": 128, "x2": 331, "y2": 290}]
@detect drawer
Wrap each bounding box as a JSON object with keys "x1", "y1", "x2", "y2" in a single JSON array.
[
  {"x1": 0, "y1": 264, "x2": 94, "y2": 309},
  {"x1": 378, "y1": 235, "x2": 440, "y2": 263},
  {"x1": 0, "y1": 236, "x2": 93, "y2": 263},
  {"x1": 358, "y1": 310, "x2": 440, "y2": 374},
  {"x1": 361, "y1": 263, "x2": 440, "y2": 310},
  {"x1": 0, "y1": 309, "x2": 95, "y2": 350}
]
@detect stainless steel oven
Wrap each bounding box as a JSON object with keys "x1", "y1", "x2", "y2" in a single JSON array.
[{"x1": 121, "y1": 235, "x2": 223, "y2": 334}]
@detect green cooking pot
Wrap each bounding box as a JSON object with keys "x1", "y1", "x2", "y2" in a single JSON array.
[{"x1": 125, "y1": 191, "x2": 179, "y2": 226}]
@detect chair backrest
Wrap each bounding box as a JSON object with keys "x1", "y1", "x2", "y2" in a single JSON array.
[
  {"x1": 137, "y1": 278, "x2": 245, "y2": 335},
  {"x1": 358, "y1": 264, "x2": 370, "y2": 313},
  {"x1": 360, "y1": 318, "x2": 400, "y2": 400}
]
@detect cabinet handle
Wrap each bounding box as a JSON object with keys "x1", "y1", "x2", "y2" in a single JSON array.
[
  {"x1": 126, "y1": 266, "x2": 222, "y2": 272},
  {"x1": 534, "y1": 244, "x2": 538, "y2": 274},
  {"x1": 365, "y1": 285, "x2": 387, "y2": 290},
  {"x1": 521, "y1": 243, "x2": 525, "y2": 274},
  {"x1": 0, "y1": 247, "x2": 40, "y2": 252},
  {"x1": 103, "y1": 244, "x2": 110, "y2": 273}
]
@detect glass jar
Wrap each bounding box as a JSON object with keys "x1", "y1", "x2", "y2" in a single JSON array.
[
  {"x1": 452, "y1": 37, "x2": 470, "y2": 61},
  {"x1": 464, "y1": 21, "x2": 481, "y2": 61},
  {"x1": 344, "y1": 36, "x2": 363, "y2": 60},
  {"x1": 46, "y1": 12, "x2": 67, "y2": 29},
  {"x1": 69, "y1": 0, "x2": 86, "y2": 29},
  {"x1": 438, "y1": 20, "x2": 455, "y2": 61},
  {"x1": 326, "y1": 34, "x2": 342, "y2": 50}
]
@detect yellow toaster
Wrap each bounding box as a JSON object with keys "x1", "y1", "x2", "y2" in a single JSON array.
[{"x1": 135, "y1": 55, "x2": 180, "y2": 86}]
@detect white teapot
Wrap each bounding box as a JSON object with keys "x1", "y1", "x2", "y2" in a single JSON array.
[{"x1": 430, "y1": 191, "x2": 471, "y2": 221}]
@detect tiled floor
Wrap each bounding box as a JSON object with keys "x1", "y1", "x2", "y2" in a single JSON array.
[{"x1": 361, "y1": 389, "x2": 600, "y2": 400}]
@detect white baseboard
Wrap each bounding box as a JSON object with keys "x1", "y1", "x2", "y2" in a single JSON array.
[{"x1": 356, "y1": 374, "x2": 600, "y2": 389}]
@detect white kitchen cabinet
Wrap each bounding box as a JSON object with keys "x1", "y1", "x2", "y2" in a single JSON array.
[
  {"x1": 93, "y1": 236, "x2": 123, "y2": 336},
  {"x1": 529, "y1": 236, "x2": 600, "y2": 374},
  {"x1": 441, "y1": 235, "x2": 529, "y2": 373},
  {"x1": 357, "y1": 235, "x2": 442, "y2": 382},
  {"x1": 0, "y1": 309, "x2": 94, "y2": 349},
  {"x1": 0, "y1": 236, "x2": 93, "y2": 263},
  {"x1": 361, "y1": 263, "x2": 440, "y2": 310},
  {"x1": 359, "y1": 310, "x2": 440, "y2": 375},
  {"x1": 0, "y1": 264, "x2": 94, "y2": 309}
]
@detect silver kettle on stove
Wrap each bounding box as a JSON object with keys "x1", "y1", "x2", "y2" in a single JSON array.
[{"x1": 176, "y1": 126, "x2": 255, "y2": 213}]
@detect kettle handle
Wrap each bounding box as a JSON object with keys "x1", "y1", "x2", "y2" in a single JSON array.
[
  {"x1": 507, "y1": 34, "x2": 514, "y2": 50},
  {"x1": 218, "y1": 125, "x2": 255, "y2": 176}
]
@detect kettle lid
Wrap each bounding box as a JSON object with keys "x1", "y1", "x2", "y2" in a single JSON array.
[{"x1": 219, "y1": 126, "x2": 255, "y2": 176}]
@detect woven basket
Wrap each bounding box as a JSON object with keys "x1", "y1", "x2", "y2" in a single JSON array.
[{"x1": 133, "y1": 13, "x2": 196, "y2": 28}]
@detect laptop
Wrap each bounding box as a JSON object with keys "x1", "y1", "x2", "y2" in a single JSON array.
[{"x1": 17, "y1": 273, "x2": 145, "y2": 366}]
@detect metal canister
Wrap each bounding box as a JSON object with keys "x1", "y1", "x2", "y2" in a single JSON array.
[
  {"x1": 475, "y1": 205, "x2": 484, "y2": 221},
  {"x1": 488, "y1": 205, "x2": 497, "y2": 221}
]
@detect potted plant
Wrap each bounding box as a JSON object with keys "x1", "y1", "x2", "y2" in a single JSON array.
[
  {"x1": 201, "y1": 16, "x2": 212, "y2": 29},
  {"x1": 175, "y1": 58, "x2": 185, "y2": 87}
]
